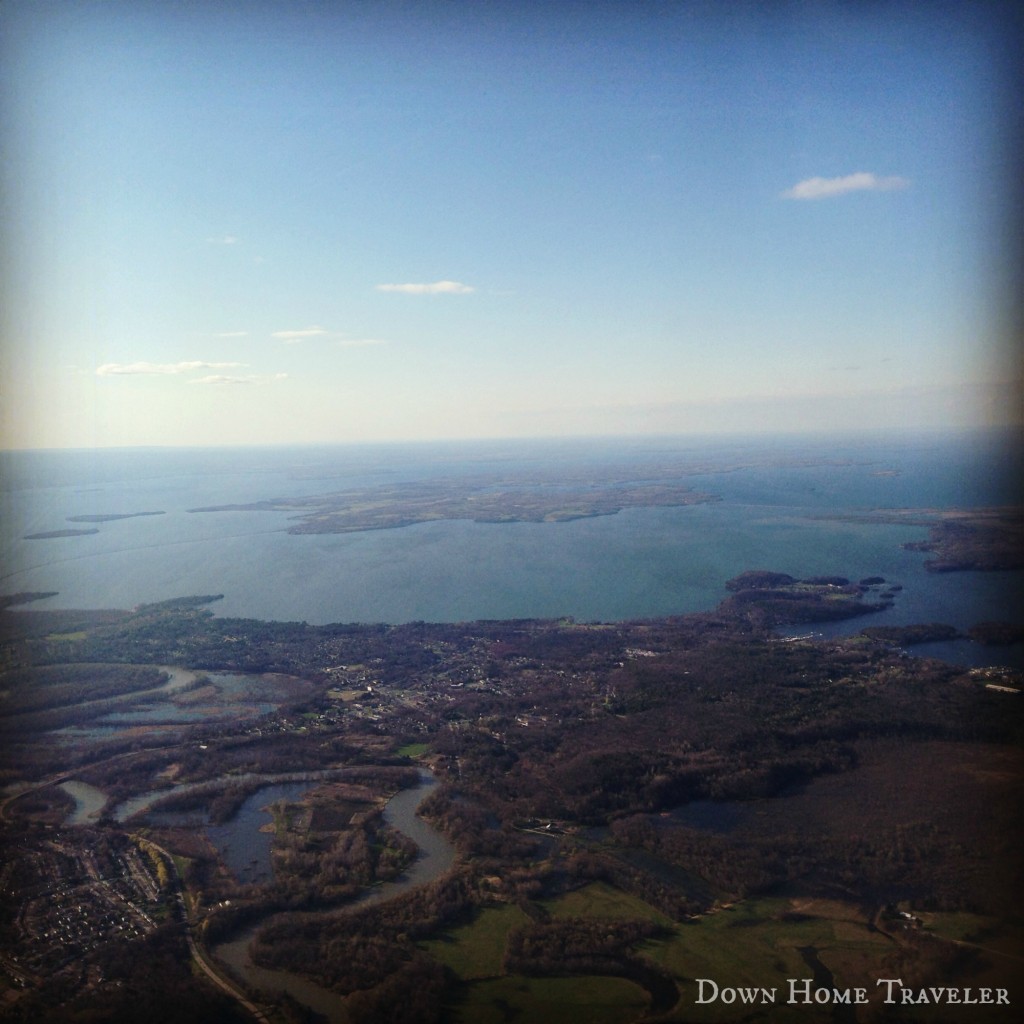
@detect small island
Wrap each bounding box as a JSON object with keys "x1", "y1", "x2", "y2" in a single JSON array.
[
  {"x1": 24, "y1": 511, "x2": 166, "y2": 540},
  {"x1": 721, "y1": 570, "x2": 893, "y2": 624},
  {"x1": 24, "y1": 528, "x2": 100, "y2": 540},
  {"x1": 67, "y1": 511, "x2": 166, "y2": 523}
]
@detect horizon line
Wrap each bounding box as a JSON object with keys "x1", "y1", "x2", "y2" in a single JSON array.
[{"x1": 3, "y1": 422, "x2": 1022, "y2": 455}]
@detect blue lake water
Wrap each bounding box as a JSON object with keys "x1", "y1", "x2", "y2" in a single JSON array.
[
  {"x1": 205, "y1": 781, "x2": 313, "y2": 885},
  {"x1": 115, "y1": 775, "x2": 323, "y2": 882},
  {"x1": 2, "y1": 430, "x2": 1021, "y2": 664}
]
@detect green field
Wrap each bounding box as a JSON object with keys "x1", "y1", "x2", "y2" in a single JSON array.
[
  {"x1": 542, "y1": 880, "x2": 674, "y2": 926},
  {"x1": 646, "y1": 897, "x2": 889, "y2": 1022},
  {"x1": 396, "y1": 742, "x2": 430, "y2": 758},
  {"x1": 422, "y1": 893, "x2": 655, "y2": 1021},
  {"x1": 417, "y1": 884, "x2": 926, "y2": 1024},
  {"x1": 444, "y1": 974, "x2": 649, "y2": 1024},
  {"x1": 422, "y1": 903, "x2": 532, "y2": 979},
  {"x1": 541, "y1": 887, "x2": 887, "y2": 1022}
]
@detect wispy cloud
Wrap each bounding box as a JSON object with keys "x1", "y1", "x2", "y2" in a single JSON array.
[
  {"x1": 337, "y1": 338, "x2": 387, "y2": 348},
  {"x1": 271, "y1": 326, "x2": 329, "y2": 343},
  {"x1": 207, "y1": 235, "x2": 239, "y2": 245},
  {"x1": 213, "y1": 331, "x2": 249, "y2": 338},
  {"x1": 96, "y1": 361, "x2": 246, "y2": 377},
  {"x1": 781, "y1": 172, "x2": 910, "y2": 200},
  {"x1": 375, "y1": 280, "x2": 474, "y2": 295},
  {"x1": 270, "y1": 327, "x2": 388, "y2": 347},
  {"x1": 190, "y1": 374, "x2": 256, "y2": 386}
]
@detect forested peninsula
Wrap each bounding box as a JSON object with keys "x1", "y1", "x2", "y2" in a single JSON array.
[{"x1": 188, "y1": 479, "x2": 717, "y2": 533}]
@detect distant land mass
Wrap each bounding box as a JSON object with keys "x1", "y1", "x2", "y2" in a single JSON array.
[
  {"x1": 23, "y1": 528, "x2": 100, "y2": 540},
  {"x1": 188, "y1": 479, "x2": 719, "y2": 534},
  {"x1": 66, "y1": 511, "x2": 166, "y2": 524},
  {"x1": 0, "y1": 591, "x2": 59, "y2": 609},
  {"x1": 820, "y1": 507, "x2": 1024, "y2": 573},
  {"x1": 900, "y1": 508, "x2": 1024, "y2": 572},
  {"x1": 23, "y1": 511, "x2": 166, "y2": 541}
]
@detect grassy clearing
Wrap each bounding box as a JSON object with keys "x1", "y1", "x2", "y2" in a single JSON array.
[
  {"x1": 327, "y1": 688, "x2": 366, "y2": 702},
  {"x1": 423, "y1": 888, "x2": 657, "y2": 1023},
  {"x1": 170, "y1": 853, "x2": 193, "y2": 878},
  {"x1": 445, "y1": 974, "x2": 649, "y2": 1024},
  {"x1": 396, "y1": 742, "x2": 430, "y2": 758},
  {"x1": 919, "y1": 911, "x2": 1003, "y2": 944},
  {"x1": 648, "y1": 897, "x2": 891, "y2": 1022},
  {"x1": 543, "y1": 880, "x2": 674, "y2": 927},
  {"x1": 268, "y1": 799, "x2": 294, "y2": 835},
  {"x1": 422, "y1": 903, "x2": 531, "y2": 980},
  {"x1": 648, "y1": 900, "x2": 804, "y2": 999}
]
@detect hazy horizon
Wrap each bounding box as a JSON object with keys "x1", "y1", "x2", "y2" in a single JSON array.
[
  {"x1": 3, "y1": 420, "x2": 1023, "y2": 457},
  {"x1": 2, "y1": 1, "x2": 1021, "y2": 450},
  {"x1": 4, "y1": 430, "x2": 1021, "y2": 629}
]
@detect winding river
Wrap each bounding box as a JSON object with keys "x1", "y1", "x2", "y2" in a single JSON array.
[
  {"x1": 211, "y1": 769, "x2": 455, "y2": 1024},
  {"x1": 55, "y1": 763, "x2": 454, "y2": 1021}
]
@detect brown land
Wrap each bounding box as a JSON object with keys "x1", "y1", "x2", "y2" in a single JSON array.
[
  {"x1": 1, "y1": 575, "x2": 1021, "y2": 1024},
  {"x1": 901, "y1": 508, "x2": 1024, "y2": 572},
  {"x1": 188, "y1": 479, "x2": 718, "y2": 534}
]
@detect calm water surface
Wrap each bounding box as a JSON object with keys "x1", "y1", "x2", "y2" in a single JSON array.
[
  {"x1": 205, "y1": 781, "x2": 312, "y2": 885},
  {"x1": 60, "y1": 780, "x2": 108, "y2": 825},
  {"x1": 2, "y1": 431, "x2": 1020, "y2": 660}
]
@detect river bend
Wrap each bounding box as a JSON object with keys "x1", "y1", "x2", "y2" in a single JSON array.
[{"x1": 212, "y1": 769, "x2": 455, "y2": 1024}]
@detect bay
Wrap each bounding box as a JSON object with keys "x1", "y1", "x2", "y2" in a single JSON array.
[{"x1": 1, "y1": 430, "x2": 1021, "y2": 664}]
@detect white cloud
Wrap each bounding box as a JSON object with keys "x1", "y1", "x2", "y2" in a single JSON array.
[
  {"x1": 213, "y1": 331, "x2": 249, "y2": 338},
  {"x1": 375, "y1": 280, "x2": 474, "y2": 295},
  {"x1": 270, "y1": 327, "x2": 388, "y2": 347},
  {"x1": 96, "y1": 361, "x2": 246, "y2": 376},
  {"x1": 190, "y1": 374, "x2": 256, "y2": 386},
  {"x1": 207, "y1": 235, "x2": 239, "y2": 244},
  {"x1": 271, "y1": 325, "x2": 329, "y2": 342},
  {"x1": 781, "y1": 172, "x2": 910, "y2": 200}
]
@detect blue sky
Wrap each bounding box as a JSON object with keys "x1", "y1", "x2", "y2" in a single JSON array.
[{"x1": 1, "y1": 0, "x2": 1020, "y2": 448}]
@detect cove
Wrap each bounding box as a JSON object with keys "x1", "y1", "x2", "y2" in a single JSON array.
[{"x1": 59, "y1": 780, "x2": 108, "y2": 826}]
